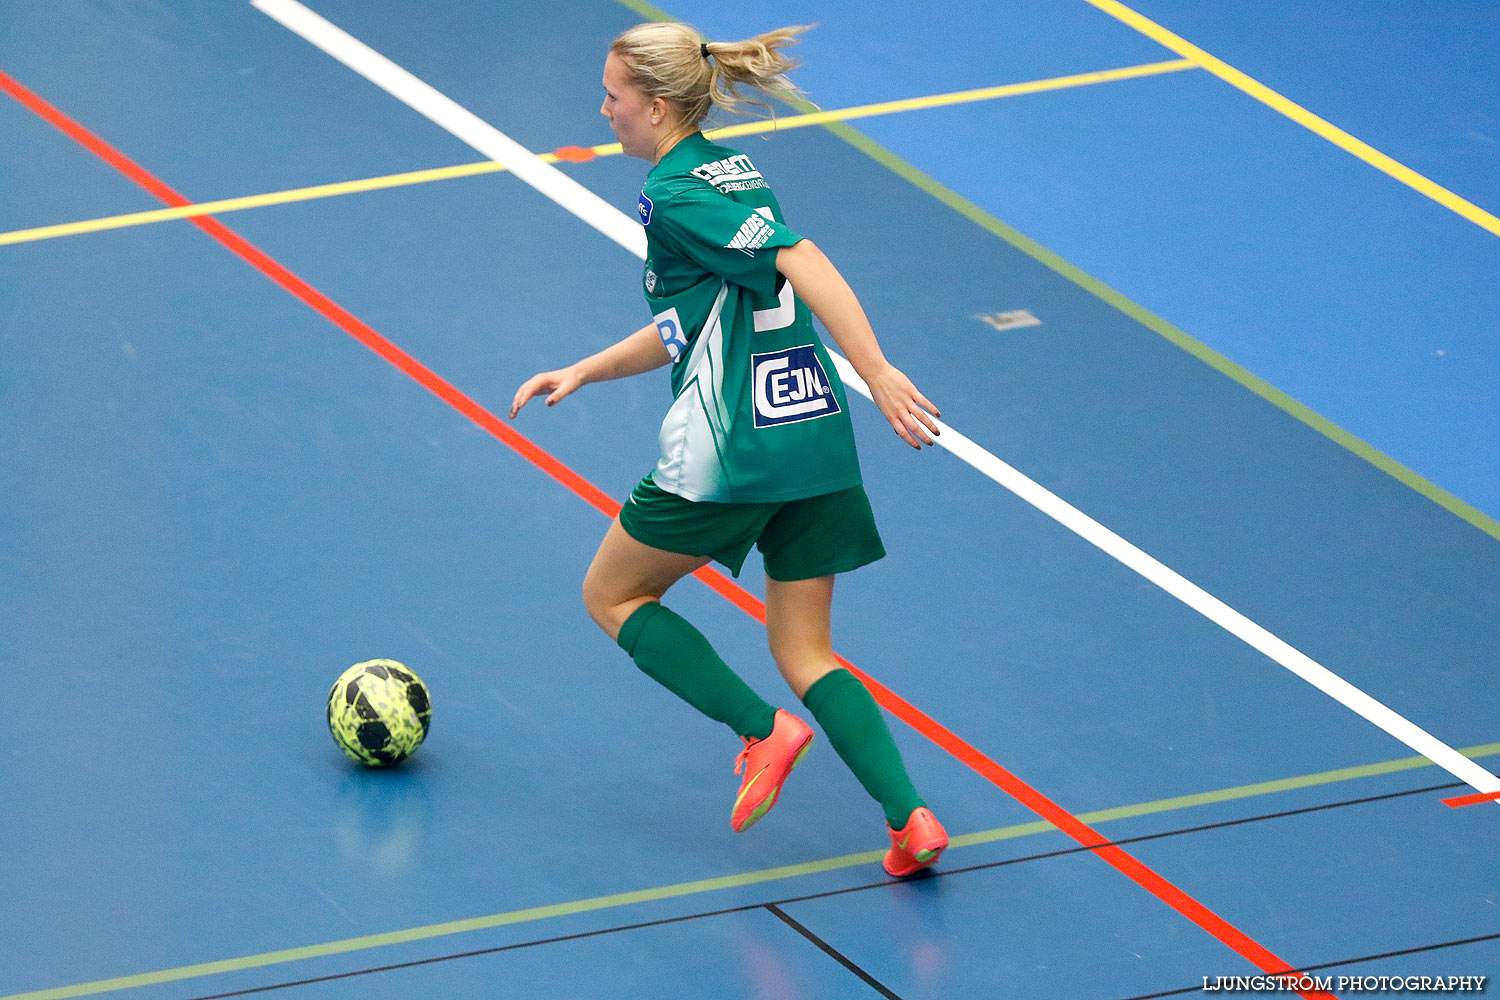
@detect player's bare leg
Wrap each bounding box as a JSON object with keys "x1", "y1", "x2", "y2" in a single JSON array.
[
  {"x1": 582, "y1": 517, "x2": 708, "y2": 641},
  {"x1": 764, "y1": 574, "x2": 840, "y2": 698},
  {"x1": 585, "y1": 518, "x2": 808, "y2": 831},
  {"x1": 768, "y1": 572, "x2": 947, "y2": 874}
]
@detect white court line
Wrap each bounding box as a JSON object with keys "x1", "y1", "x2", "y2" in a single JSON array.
[
  {"x1": 253, "y1": 0, "x2": 1500, "y2": 803},
  {"x1": 251, "y1": 0, "x2": 645, "y2": 259}
]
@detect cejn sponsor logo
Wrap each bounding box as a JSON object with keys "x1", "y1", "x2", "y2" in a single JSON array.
[
  {"x1": 753, "y1": 345, "x2": 840, "y2": 427},
  {"x1": 692, "y1": 153, "x2": 767, "y2": 192}
]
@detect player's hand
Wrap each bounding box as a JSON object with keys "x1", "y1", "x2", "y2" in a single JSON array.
[
  {"x1": 510, "y1": 366, "x2": 585, "y2": 419},
  {"x1": 865, "y1": 364, "x2": 941, "y2": 449}
]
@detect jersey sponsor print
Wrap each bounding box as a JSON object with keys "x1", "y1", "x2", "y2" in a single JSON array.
[
  {"x1": 753, "y1": 345, "x2": 841, "y2": 427},
  {"x1": 653, "y1": 306, "x2": 687, "y2": 362},
  {"x1": 637, "y1": 132, "x2": 863, "y2": 503}
]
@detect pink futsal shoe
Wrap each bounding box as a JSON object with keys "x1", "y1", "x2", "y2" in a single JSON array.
[
  {"x1": 731, "y1": 710, "x2": 814, "y2": 832},
  {"x1": 883, "y1": 807, "x2": 948, "y2": 877}
]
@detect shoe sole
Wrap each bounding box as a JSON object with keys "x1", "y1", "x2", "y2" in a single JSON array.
[
  {"x1": 733, "y1": 736, "x2": 813, "y2": 832},
  {"x1": 884, "y1": 831, "x2": 948, "y2": 877},
  {"x1": 883, "y1": 844, "x2": 944, "y2": 877}
]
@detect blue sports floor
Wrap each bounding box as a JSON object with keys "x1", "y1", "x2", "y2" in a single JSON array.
[{"x1": 3, "y1": 2, "x2": 1497, "y2": 997}]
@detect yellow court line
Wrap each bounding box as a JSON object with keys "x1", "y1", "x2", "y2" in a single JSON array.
[
  {"x1": 0, "y1": 59, "x2": 1195, "y2": 248},
  {"x1": 704, "y1": 58, "x2": 1196, "y2": 140},
  {"x1": 1080, "y1": 0, "x2": 1500, "y2": 239},
  {"x1": 0, "y1": 159, "x2": 513, "y2": 246},
  {"x1": 6, "y1": 740, "x2": 1495, "y2": 1000}
]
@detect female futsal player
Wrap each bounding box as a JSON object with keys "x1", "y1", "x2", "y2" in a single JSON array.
[{"x1": 510, "y1": 22, "x2": 947, "y2": 877}]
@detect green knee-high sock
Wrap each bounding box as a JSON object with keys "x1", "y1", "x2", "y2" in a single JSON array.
[
  {"x1": 801, "y1": 668, "x2": 925, "y2": 829},
  {"x1": 617, "y1": 602, "x2": 777, "y2": 741}
]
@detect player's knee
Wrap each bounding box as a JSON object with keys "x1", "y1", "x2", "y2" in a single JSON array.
[
  {"x1": 776, "y1": 658, "x2": 838, "y2": 701},
  {"x1": 580, "y1": 572, "x2": 614, "y2": 633},
  {"x1": 767, "y1": 639, "x2": 837, "y2": 698},
  {"x1": 581, "y1": 575, "x2": 645, "y2": 639},
  {"x1": 765, "y1": 635, "x2": 794, "y2": 672},
  {"x1": 767, "y1": 623, "x2": 830, "y2": 665}
]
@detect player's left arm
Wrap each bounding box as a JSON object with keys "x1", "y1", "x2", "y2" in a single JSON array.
[
  {"x1": 775, "y1": 239, "x2": 941, "y2": 449},
  {"x1": 509, "y1": 321, "x2": 669, "y2": 418}
]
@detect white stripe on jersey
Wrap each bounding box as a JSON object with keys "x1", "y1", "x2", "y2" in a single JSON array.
[{"x1": 654, "y1": 283, "x2": 733, "y2": 500}]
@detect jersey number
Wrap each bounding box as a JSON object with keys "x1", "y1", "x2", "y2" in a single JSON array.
[{"x1": 749, "y1": 207, "x2": 795, "y2": 334}]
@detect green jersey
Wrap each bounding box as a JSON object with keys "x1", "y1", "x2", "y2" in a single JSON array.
[{"x1": 638, "y1": 132, "x2": 863, "y2": 503}]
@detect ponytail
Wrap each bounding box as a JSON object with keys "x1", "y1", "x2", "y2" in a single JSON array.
[{"x1": 609, "y1": 22, "x2": 812, "y2": 129}]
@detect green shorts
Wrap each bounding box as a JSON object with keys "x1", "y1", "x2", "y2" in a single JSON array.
[{"x1": 618, "y1": 475, "x2": 886, "y2": 581}]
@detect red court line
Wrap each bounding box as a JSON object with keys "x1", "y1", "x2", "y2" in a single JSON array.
[
  {"x1": 1442, "y1": 789, "x2": 1500, "y2": 808},
  {"x1": 0, "y1": 67, "x2": 1336, "y2": 999}
]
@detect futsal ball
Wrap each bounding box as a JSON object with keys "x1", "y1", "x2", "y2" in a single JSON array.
[{"x1": 326, "y1": 659, "x2": 432, "y2": 767}]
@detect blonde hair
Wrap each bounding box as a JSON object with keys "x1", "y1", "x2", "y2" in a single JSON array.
[{"x1": 609, "y1": 22, "x2": 811, "y2": 128}]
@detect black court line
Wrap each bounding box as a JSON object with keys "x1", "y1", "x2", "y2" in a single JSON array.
[
  {"x1": 178, "y1": 907, "x2": 772, "y2": 999},
  {"x1": 1116, "y1": 932, "x2": 1500, "y2": 1000},
  {"x1": 180, "y1": 781, "x2": 1463, "y2": 999},
  {"x1": 766, "y1": 903, "x2": 904, "y2": 999},
  {"x1": 1290, "y1": 931, "x2": 1500, "y2": 974}
]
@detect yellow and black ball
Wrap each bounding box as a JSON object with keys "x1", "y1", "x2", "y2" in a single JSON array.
[{"x1": 326, "y1": 659, "x2": 432, "y2": 767}]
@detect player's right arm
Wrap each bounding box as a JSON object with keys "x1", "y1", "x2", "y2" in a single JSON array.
[
  {"x1": 509, "y1": 321, "x2": 671, "y2": 418},
  {"x1": 775, "y1": 239, "x2": 941, "y2": 450}
]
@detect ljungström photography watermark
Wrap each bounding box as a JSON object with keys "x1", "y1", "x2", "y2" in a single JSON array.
[{"x1": 1201, "y1": 975, "x2": 1487, "y2": 993}]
